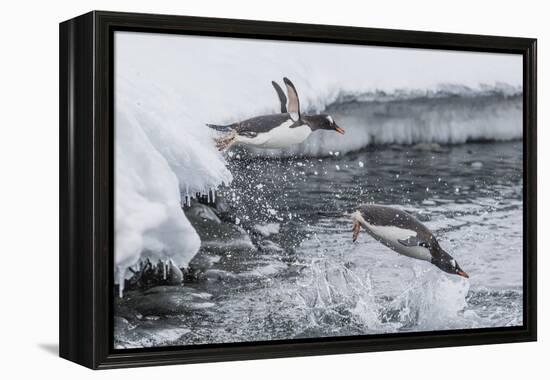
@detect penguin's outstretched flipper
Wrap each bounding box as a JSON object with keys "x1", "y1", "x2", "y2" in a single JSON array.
[
  {"x1": 271, "y1": 81, "x2": 287, "y2": 113},
  {"x1": 283, "y1": 77, "x2": 300, "y2": 121},
  {"x1": 206, "y1": 123, "x2": 235, "y2": 132},
  {"x1": 398, "y1": 236, "x2": 432, "y2": 250}
]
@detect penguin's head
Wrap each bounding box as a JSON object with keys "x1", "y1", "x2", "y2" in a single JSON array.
[
  {"x1": 303, "y1": 114, "x2": 345, "y2": 134},
  {"x1": 432, "y1": 254, "x2": 469, "y2": 278}
]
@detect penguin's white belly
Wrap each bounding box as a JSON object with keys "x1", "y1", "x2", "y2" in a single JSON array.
[
  {"x1": 236, "y1": 121, "x2": 311, "y2": 149},
  {"x1": 366, "y1": 224, "x2": 432, "y2": 261},
  {"x1": 353, "y1": 212, "x2": 432, "y2": 262}
]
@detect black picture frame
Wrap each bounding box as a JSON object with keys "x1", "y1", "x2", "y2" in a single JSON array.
[{"x1": 59, "y1": 10, "x2": 537, "y2": 369}]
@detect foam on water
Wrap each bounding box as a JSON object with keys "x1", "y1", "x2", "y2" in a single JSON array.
[{"x1": 387, "y1": 270, "x2": 472, "y2": 331}]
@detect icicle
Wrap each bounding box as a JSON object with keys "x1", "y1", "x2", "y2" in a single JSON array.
[
  {"x1": 171, "y1": 261, "x2": 184, "y2": 284},
  {"x1": 211, "y1": 187, "x2": 216, "y2": 203},
  {"x1": 163, "y1": 259, "x2": 167, "y2": 280},
  {"x1": 118, "y1": 266, "x2": 126, "y2": 298},
  {"x1": 207, "y1": 190, "x2": 211, "y2": 204},
  {"x1": 185, "y1": 184, "x2": 191, "y2": 207}
]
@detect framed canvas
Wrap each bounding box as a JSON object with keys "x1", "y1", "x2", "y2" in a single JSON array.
[{"x1": 59, "y1": 11, "x2": 537, "y2": 369}]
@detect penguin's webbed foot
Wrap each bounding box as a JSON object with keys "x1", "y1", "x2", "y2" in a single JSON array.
[
  {"x1": 214, "y1": 132, "x2": 236, "y2": 151},
  {"x1": 352, "y1": 222, "x2": 361, "y2": 242}
]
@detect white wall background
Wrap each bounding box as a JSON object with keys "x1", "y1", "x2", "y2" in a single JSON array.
[{"x1": 0, "y1": 0, "x2": 546, "y2": 377}]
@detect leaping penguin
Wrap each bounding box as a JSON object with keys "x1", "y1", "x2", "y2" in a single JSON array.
[
  {"x1": 271, "y1": 80, "x2": 288, "y2": 114},
  {"x1": 351, "y1": 204, "x2": 469, "y2": 278},
  {"x1": 207, "y1": 77, "x2": 345, "y2": 150}
]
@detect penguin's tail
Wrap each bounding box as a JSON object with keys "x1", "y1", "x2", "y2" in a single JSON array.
[{"x1": 206, "y1": 123, "x2": 235, "y2": 132}]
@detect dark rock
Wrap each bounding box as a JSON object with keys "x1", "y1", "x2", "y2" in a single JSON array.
[
  {"x1": 258, "y1": 240, "x2": 285, "y2": 254},
  {"x1": 213, "y1": 195, "x2": 232, "y2": 216},
  {"x1": 188, "y1": 215, "x2": 256, "y2": 254},
  {"x1": 187, "y1": 252, "x2": 221, "y2": 275},
  {"x1": 114, "y1": 316, "x2": 130, "y2": 330},
  {"x1": 185, "y1": 203, "x2": 221, "y2": 224},
  {"x1": 124, "y1": 259, "x2": 184, "y2": 290},
  {"x1": 412, "y1": 142, "x2": 445, "y2": 152},
  {"x1": 202, "y1": 269, "x2": 238, "y2": 282},
  {"x1": 134, "y1": 286, "x2": 214, "y2": 316},
  {"x1": 185, "y1": 201, "x2": 255, "y2": 254}
]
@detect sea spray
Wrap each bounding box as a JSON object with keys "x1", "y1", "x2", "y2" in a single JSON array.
[
  {"x1": 295, "y1": 259, "x2": 384, "y2": 332},
  {"x1": 389, "y1": 269, "x2": 473, "y2": 331}
]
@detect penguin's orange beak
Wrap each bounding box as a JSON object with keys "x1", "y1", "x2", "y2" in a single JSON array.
[
  {"x1": 335, "y1": 126, "x2": 345, "y2": 135},
  {"x1": 457, "y1": 270, "x2": 469, "y2": 278}
]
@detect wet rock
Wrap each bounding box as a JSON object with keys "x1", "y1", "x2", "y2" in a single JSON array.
[
  {"x1": 258, "y1": 240, "x2": 285, "y2": 254},
  {"x1": 239, "y1": 262, "x2": 286, "y2": 279},
  {"x1": 134, "y1": 286, "x2": 214, "y2": 315},
  {"x1": 187, "y1": 252, "x2": 221, "y2": 274},
  {"x1": 185, "y1": 203, "x2": 221, "y2": 223},
  {"x1": 413, "y1": 142, "x2": 444, "y2": 152},
  {"x1": 195, "y1": 220, "x2": 255, "y2": 254},
  {"x1": 125, "y1": 259, "x2": 185, "y2": 289},
  {"x1": 114, "y1": 316, "x2": 131, "y2": 330},
  {"x1": 114, "y1": 292, "x2": 144, "y2": 321},
  {"x1": 114, "y1": 322, "x2": 192, "y2": 349},
  {"x1": 186, "y1": 203, "x2": 255, "y2": 254},
  {"x1": 202, "y1": 269, "x2": 238, "y2": 282},
  {"x1": 253, "y1": 223, "x2": 280, "y2": 237},
  {"x1": 213, "y1": 195, "x2": 232, "y2": 218}
]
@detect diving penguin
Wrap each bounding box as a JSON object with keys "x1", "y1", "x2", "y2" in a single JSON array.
[
  {"x1": 351, "y1": 204, "x2": 469, "y2": 278},
  {"x1": 207, "y1": 77, "x2": 345, "y2": 150}
]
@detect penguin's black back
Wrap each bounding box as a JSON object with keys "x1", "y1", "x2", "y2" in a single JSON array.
[
  {"x1": 359, "y1": 204, "x2": 433, "y2": 241},
  {"x1": 235, "y1": 113, "x2": 300, "y2": 137}
]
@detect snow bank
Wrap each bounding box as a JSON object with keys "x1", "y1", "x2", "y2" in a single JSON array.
[
  {"x1": 265, "y1": 88, "x2": 522, "y2": 157},
  {"x1": 115, "y1": 106, "x2": 202, "y2": 295},
  {"x1": 115, "y1": 34, "x2": 234, "y2": 291}
]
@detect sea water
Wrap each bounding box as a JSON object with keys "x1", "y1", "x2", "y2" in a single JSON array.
[{"x1": 115, "y1": 140, "x2": 522, "y2": 348}]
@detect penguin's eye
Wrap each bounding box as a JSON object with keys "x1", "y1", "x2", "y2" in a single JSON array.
[{"x1": 419, "y1": 242, "x2": 430, "y2": 248}]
